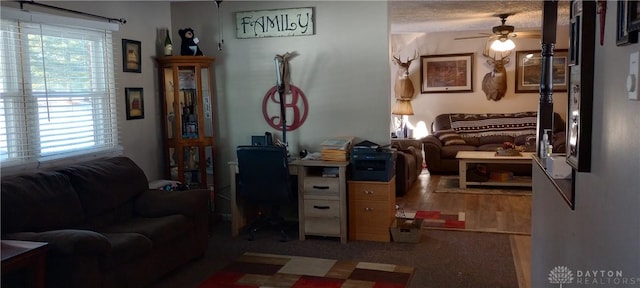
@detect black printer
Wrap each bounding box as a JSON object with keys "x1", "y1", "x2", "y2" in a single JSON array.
[{"x1": 350, "y1": 141, "x2": 396, "y2": 182}]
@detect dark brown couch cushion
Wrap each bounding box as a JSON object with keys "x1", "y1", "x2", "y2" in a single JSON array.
[
  {"x1": 1, "y1": 172, "x2": 84, "y2": 234},
  {"x1": 4, "y1": 229, "x2": 110, "y2": 256},
  {"x1": 99, "y1": 215, "x2": 191, "y2": 245},
  {"x1": 59, "y1": 157, "x2": 148, "y2": 227},
  {"x1": 434, "y1": 129, "x2": 466, "y2": 146},
  {"x1": 100, "y1": 232, "x2": 153, "y2": 269}
]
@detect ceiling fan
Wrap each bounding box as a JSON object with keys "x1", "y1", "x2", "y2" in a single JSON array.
[{"x1": 454, "y1": 14, "x2": 541, "y2": 44}]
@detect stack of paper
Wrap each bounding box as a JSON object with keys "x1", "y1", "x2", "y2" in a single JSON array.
[
  {"x1": 322, "y1": 167, "x2": 339, "y2": 177},
  {"x1": 320, "y1": 136, "x2": 354, "y2": 161}
]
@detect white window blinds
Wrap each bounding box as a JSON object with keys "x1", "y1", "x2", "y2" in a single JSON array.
[{"x1": 0, "y1": 8, "x2": 121, "y2": 173}]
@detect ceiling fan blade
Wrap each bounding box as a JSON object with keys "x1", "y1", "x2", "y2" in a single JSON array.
[
  {"x1": 511, "y1": 33, "x2": 541, "y2": 39},
  {"x1": 454, "y1": 35, "x2": 489, "y2": 40},
  {"x1": 454, "y1": 33, "x2": 494, "y2": 40},
  {"x1": 513, "y1": 31, "x2": 541, "y2": 38}
]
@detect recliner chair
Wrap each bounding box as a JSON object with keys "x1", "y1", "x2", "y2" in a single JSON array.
[{"x1": 236, "y1": 145, "x2": 294, "y2": 241}]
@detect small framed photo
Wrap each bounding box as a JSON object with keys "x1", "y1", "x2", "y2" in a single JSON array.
[
  {"x1": 618, "y1": 0, "x2": 639, "y2": 46},
  {"x1": 627, "y1": 0, "x2": 640, "y2": 34},
  {"x1": 122, "y1": 39, "x2": 141, "y2": 73},
  {"x1": 515, "y1": 49, "x2": 569, "y2": 93},
  {"x1": 125, "y1": 87, "x2": 144, "y2": 120},
  {"x1": 420, "y1": 53, "x2": 474, "y2": 93}
]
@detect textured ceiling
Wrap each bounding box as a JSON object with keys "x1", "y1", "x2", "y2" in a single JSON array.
[{"x1": 390, "y1": 0, "x2": 572, "y2": 34}]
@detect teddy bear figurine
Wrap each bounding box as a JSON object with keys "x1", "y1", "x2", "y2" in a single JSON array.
[{"x1": 178, "y1": 28, "x2": 203, "y2": 56}]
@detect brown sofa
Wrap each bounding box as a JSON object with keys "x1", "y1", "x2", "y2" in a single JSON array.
[
  {"x1": 390, "y1": 139, "x2": 424, "y2": 196},
  {"x1": 423, "y1": 112, "x2": 566, "y2": 174},
  {"x1": 1, "y1": 157, "x2": 210, "y2": 288}
]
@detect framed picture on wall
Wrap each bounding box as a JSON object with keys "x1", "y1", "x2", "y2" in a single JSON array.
[
  {"x1": 515, "y1": 49, "x2": 568, "y2": 93},
  {"x1": 420, "y1": 53, "x2": 474, "y2": 93},
  {"x1": 616, "y1": 0, "x2": 639, "y2": 46},
  {"x1": 626, "y1": 0, "x2": 640, "y2": 34},
  {"x1": 566, "y1": 0, "x2": 594, "y2": 173},
  {"x1": 125, "y1": 87, "x2": 144, "y2": 120},
  {"x1": 122, "y1": 39, "x2": 141, "y2": 73}
]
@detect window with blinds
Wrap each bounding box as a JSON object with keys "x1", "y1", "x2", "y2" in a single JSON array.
[{"x1": 0, "y1": 8, "x2": 120, "y2": 172}]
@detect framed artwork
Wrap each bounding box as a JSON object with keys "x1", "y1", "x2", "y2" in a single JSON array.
[
  {"x1": 567, "y1": 0, "x2": 595, "y2": 173},
  {"x1": 125, "y1": 87, "x2": 144, "y2": 120},
  {"x1": 515, "y1": 49, "x2": 568, "y2": 93},
  {"x1": 627, "y1": 0, "x2": 640, "y2": 34},
  {"x1": 122, "y1": 39, "x2": 141, "y2": 73},
  {"x1": 617, "y1": 1, "x2": 639, "y2": 46},
  {"x1": 420, "y1": 53, "x2": 474, "y2": 93}
]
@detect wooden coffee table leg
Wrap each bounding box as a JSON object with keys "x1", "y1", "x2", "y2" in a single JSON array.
[{"x1": 459, "y1": 160, "x2": 467, "y2": 188}]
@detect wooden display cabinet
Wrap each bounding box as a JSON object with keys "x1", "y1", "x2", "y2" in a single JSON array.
[{"x1": 156, "y1": 56, "x2": 215, "y2": 189}]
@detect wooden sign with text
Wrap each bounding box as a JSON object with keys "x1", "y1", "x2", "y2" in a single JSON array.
[{"x1": 235, "y1": 7, "x2": 314, "y2": 38}]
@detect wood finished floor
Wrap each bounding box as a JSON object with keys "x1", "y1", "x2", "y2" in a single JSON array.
[{"x1": 398, "y1": 172, "x2": 532, "y2": 288}]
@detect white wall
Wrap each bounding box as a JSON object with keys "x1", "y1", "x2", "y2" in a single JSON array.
[
  {"x1": 532, "y1": 5, "x2": 640, "y2": 287},
  {"x1": 391, "y1": 26, "x2": 570, "y2": 132},
  {"x1": 171, "y1": 1, "x2": 391, "y2": 215},
  {"x1": 0, "y1": 1, "x2": 172, "y2": 180}
]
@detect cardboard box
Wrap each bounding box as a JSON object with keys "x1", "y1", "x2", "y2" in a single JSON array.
[{"x1": 390, "y1": 218, "x2": 423, "y2": 243}]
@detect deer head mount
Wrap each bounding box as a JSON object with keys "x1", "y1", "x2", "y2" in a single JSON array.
[
  {"x1": 481, "y1": 46, "x2": 512, "y2": 101},
  {"x1": 393, "y1": 53, "x2": 417, "y2": 100}
]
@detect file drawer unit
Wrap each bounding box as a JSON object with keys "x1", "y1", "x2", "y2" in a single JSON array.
[
  {"x1": 296, "y1": 160, "x2": 349, "y2": 244},
  {"x1": 348, "y1": 177, "x2": 396, "y2": 242}
]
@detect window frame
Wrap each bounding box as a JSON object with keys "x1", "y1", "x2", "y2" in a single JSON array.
[{"x1": 0, "y1": 8, "x2": 122, "y2": 175}]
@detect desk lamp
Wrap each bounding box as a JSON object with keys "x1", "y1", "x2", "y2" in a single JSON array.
[{"x1": 392, "y1": 100, "x2": 414, "y2": 138}]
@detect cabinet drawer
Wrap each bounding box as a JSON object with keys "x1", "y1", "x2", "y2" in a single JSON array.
[
  {"x1": 350, "y1": 200, "x2": 393, "y2": 226},
  {"x1": 304, "y1": 177, "x2": 340, "y2": 196},
  {"x1": 304, "y1": 199, "x2": 341, "y2": 218},
  {"x1": 348, "y1": 182, "x2": 392, "y2": 201},
  {"x1": 305, "y1": 217, "x2": 340, "y2": 236}
]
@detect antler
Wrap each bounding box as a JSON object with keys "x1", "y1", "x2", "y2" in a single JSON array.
[{"x1": 393, "y1": 51, "x2": 418, "y2": 67}]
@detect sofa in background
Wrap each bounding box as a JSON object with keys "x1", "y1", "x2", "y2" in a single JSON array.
[
  {"x1": 390, "y1": 139, "x2": 424, "y2": 196},
  {"x1": 1, "y1": 157, "x2": 210, "y2": 288},
  {"x1": 423, "y1": 112, "x2": 566, "y2": 174}
]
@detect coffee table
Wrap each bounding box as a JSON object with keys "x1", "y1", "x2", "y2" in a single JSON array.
[
  {"x1": 1, "y1": 240, "x2": 48, "y2": 288},
  {"x1": 456, "y1": 151, "x2": 533, "y2": 188}
]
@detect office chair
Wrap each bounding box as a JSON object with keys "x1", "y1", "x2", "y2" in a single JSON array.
[{"x1": 236, "y1": 145, "x2": 294, "y2": 241}]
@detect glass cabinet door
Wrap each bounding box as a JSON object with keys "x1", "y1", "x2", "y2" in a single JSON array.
[{"x1": 158, "y1": 56, "x2": 215, "y2": 189}]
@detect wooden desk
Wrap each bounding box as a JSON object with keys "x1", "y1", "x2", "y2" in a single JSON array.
[
  {"x1": 1, "y1": 240, "x2": 48, "y2": 288},
  {"x1": 229, "y1": 159, "x2": 349, "y2": 243}
]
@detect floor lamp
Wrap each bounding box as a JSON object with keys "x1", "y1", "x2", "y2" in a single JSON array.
[{"x1": 392, "y1": 100, "x2": 414, "y2": 138}]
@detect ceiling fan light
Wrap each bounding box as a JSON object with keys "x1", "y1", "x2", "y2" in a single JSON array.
[{"x1": 490, "y1": 38, "x2": 515, "y2": 52}]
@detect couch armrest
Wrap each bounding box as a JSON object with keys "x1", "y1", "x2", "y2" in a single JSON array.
[
  {"x1": 394, "y1": 150, "x2": 409, "y2": 196},
  {"x1": 422, "y1": 135, "x2": 443, "y2": 173},
  {"x1": 134, "y1": 188, "x2": 209, "y2": 219},
  {"x1": 422, "y1": 135, "x2": 443, "y2": 149},
  {"x1": 4, "y1": 229, "x2": 110, "y2": 256},
  {"x1": 391, "y1": 139, "x2": 423, "y2": 151}
]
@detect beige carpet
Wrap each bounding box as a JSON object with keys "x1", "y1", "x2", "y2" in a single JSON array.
[{"x1": 435, "y1": 176, "x2": 532, "y2": 196}]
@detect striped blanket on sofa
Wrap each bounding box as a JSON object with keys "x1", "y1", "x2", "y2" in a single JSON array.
[{"x1": 449, "y1": 112, "x2": 537, "y2": 138}]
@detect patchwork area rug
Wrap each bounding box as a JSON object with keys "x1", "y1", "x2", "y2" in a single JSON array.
[
  {"x1": 198, "y1": 252, "x2": 415, "y2": 288},
  {"x1": 435, "y1": 176, "x2": 532, "y2": 196},
  {"x1": 415, "y1": 210, "x2": 466, "y2": 230},
  {"x1": 395, "y1": 210, "x2": 466, "y2": 232}
]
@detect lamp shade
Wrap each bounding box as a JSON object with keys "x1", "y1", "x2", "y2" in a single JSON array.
[
  {"x1": 490, "y1": 38, "x2": 515, "y2": 52},
  {"x1": 391, "y1": 100, "x2": 414, "y2": 115}
]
